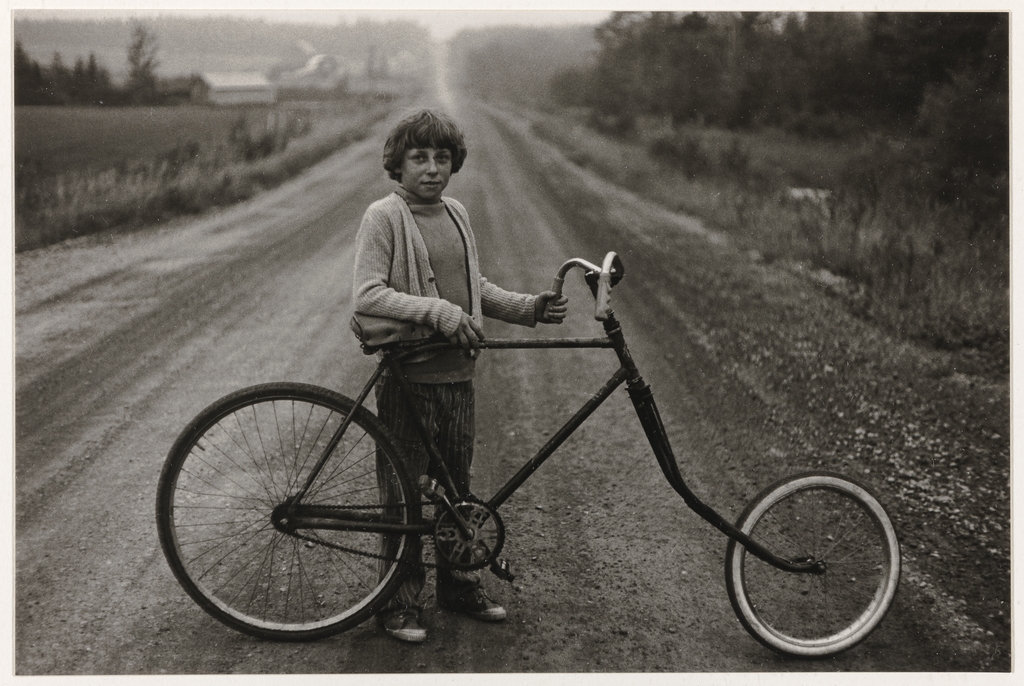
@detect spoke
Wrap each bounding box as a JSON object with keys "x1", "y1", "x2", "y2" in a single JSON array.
[
  {"x1": 228, "y1": 528, "x2": 279, "y2": 618},
  {"x1": 283, "y1": 536, "x2": 298, "y2": 623},
  {"x1": 174, "y1": 503, "x2": 270, "y2": 511},
  {"x1": 291, "y1": 400, "x2": 322, "y2": 485},
  {"x1": 293, "y1": 539, "x2": 327, "y2": 622},
  {"x1": 272, "y1": 401, "x2": 293, "y2": 492},
  {"x1": 826, "y1": 549, "x2": 885, "y2": 567},
  {"x1": 205, "y1": 529, "x2": 281, "y2": 612},
  {"x1": 306, "y1": 466, "x2": 379, "y2": 504},
  {"x1": 174, "y1": 517, "x2": 262, "y2": 528},
  {"x1": 190, "y1": 519, "x2": 276, "y2": 579},
  {"x1": 179, "y1": 507, "x2": 268, "y2": 554},
  {"x1": 310, "y1": 482, "x2": 389, "y2": 504},
  {"x1": 295, "y1": 537, "x2": 317, "y2": 623},
  {"x1": 178, "y1": 522, "x2": 270, "y2": 549},
  {"x1": 250, "y1": 404, "x2": 282, "y2": 504},
  {"x1": 296, "y1": 407, "x2": 336, "y2": 477},
  {"x1": 284, "y1": 400, "x2": 306, "y2": 495},
  {"x1": 260, "y1": 531, "x2": 284, "y2": 622},
  {"x1": 754, "y1": 508, "x2": 807, "y2": 558},
  {"x1": 173, "y1": 490, "x2": 269, "y2": 512},
  {"x1": 274, "y1": 401, "x2": 304, "y2": 495},
  {"x1": 224, "y1": 413, "x2": 281, "y2": 503},
  {"x1": 306, "y1": 432, "x2": 375, "y2": 503},
  {"x1": 180, "y1": 448, "x2": 272, "y2": 508},
  {"x1": 308, "y1": 531, "x2": 380, "y2": 591},
  {"x1": 819, "y1": 505, "x2": 870, "y2": 561}
]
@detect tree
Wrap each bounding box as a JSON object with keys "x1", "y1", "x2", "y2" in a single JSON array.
[
  {"x1": 13, "y1": 40, "x2": 45, "y2": 105},
  {"x1": 126, "y1": 24, "x2": 159, "y2": 104},
  {"x1": 71, "y1": 56, "x2": 87, "y2": 102},
  {"x1": 865, "y1": 12, "x2": 1004, "y2": 126},
  {"x1": 47, "y1": 52, "x2": 72, "y2": 104},
  {"x1": 912, "y1": 15, "x2": 1009, "y2": 225},
  {"x1": 85, "y1": 53, "x2": 113, "y2": 104}
]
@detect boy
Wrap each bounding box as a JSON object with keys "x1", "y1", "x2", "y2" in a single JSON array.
[{"x1": 352, "y1": 110, "x2": 567, "y2": 643}]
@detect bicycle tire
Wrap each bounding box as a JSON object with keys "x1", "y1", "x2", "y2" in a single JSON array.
[
  {"x1": 725, "y1": 472, "x2": 900, "y2": 657},
  {"x1": 156, "y1": 382, "x2": 420, "y2": 641}
]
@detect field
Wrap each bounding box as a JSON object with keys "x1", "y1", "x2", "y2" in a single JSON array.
[
  {"x1": 15, "y1": 106, "x2": 268, "y2": 177},
  {"x1": 14, "y1": 97, "x2": 395, "y2": 252}
]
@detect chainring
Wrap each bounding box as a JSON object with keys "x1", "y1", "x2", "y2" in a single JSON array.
[{"x1": 433, "y1": 499, "x2": 505, "y2": 570}]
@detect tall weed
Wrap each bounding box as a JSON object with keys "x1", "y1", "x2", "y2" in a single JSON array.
[
  {"x1": 531, "y1": 110, "x2": 1008, "y2": 365},
  {"x1": 15, "y1": 103, "x2": 384, "y2": 251}
]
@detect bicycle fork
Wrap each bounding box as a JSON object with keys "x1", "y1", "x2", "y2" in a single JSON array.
[{"x1": 604, "y1": 314, "x2": 824, "y2": 576}]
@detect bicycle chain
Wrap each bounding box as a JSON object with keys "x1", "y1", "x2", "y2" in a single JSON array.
[{"x1": 285, "y1": 502, "x2": 448, "y2": 570}]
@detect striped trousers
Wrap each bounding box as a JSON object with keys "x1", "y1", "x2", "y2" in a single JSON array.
[{"x1": 375, "y1": 374, "x2": 480, "y2": 615}]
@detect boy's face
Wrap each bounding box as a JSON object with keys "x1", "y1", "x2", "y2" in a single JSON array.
[{"x1": 399, "y1": 147, "x2": 452, "y2": 204}]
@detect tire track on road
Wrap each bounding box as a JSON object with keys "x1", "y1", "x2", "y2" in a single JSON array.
[{"x1": 15, "y1": 150, "x2": 384, "y2": 505}]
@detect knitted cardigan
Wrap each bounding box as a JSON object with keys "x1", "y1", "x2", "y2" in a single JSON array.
[{"x1": 352, "y1": 192, "x2": 537, "y2": 337}]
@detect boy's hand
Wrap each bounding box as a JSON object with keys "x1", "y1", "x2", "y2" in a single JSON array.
[
  {"x1": 449, "y1": 312, "x2": 485, "y2": 351},
  {"x1": 535, "y1": 291, "x2": 568, "y2": 324}
]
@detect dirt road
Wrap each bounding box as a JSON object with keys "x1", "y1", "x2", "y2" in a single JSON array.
[{"x1": 14, "y1": 88, "x2": 1010, "y2": 673}]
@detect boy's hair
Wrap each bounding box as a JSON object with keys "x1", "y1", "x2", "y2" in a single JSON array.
[{"x1": 382, "y1": 110, "x2": 468, "y2": 181}]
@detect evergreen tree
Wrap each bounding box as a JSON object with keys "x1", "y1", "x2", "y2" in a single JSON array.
[
  {"x1": 47, "y1": 52, "x2": 71, "y2": 104},
  {"x1": 13, "y1": 39, "x2": 44, "y2": 105},
  {"x1": 85, "y1": 53, "x2": 113, "y2": 104}
]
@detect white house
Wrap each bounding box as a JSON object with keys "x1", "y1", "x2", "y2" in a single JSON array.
[{"x1": 193, "y1": 72, "x2": 277, "y2": 106}]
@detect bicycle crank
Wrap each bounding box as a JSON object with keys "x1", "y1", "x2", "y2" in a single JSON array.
[{"x1": 433, "y1": 498, "x2": 505, "y2": 571}]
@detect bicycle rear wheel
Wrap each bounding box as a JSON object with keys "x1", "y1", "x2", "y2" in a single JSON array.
[
  {"x1": 725, "y1": 472, "x2": 900, "y2": 657},
  {"x1": 156, "y1": 382, "x2": 419, "y2": 641}
]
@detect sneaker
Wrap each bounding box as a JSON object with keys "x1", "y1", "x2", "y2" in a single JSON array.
[
  {"x1": 379, "y1": 611, "x2": 427, "y2": 643},
  {"x1": 438, "y1": 588, "x2": 507, "y2": 622}
]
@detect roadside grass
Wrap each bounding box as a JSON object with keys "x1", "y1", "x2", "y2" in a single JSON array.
[
  {"x1": 530, "y1": 109, "x2": 1009, "y2": 371},
  {"x1": 15, "y1": 105, "x2": 270, "y2": 177},
  {"x1": 14, "y1": 97, "x2": 394, "y2": 252}
]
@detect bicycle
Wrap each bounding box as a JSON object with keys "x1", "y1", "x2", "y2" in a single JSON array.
[{"x1": 156, "y1": 252, "x2": 901, "y2": 658}]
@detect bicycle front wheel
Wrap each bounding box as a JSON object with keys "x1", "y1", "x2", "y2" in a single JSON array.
[
  {"x1": 725, "y1": 472, "x2": 900, "y2": 657},
  {"x1": 156, "y1": 382, "x2": 420, "y2": 641}
]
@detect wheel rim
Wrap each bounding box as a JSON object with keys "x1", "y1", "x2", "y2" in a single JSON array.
[
  {"x1": 163, "y1": 393, "x2": 412, "y2": 634},
  {"x1": 731, "y1": 476, "x2": 900, "y2": 655}
]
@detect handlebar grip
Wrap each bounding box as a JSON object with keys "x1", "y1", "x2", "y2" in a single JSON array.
[
  {"x1": 594, "y1": 271, "x2": 612, "y2": 321},
  {"x1": 550, "y1": 276, "x2": 565, "y2": 298}
]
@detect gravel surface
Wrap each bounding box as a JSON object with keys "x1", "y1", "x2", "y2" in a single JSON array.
[{"x1": 13, "y1": 90, "x2": 1010, "y2": 674}]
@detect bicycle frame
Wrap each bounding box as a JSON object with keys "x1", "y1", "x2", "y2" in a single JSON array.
[
  {"x1": 157, "y1": 247, "x2": 908, "y2": 654},
  {"x1": 285, "y1": 308, "x2": 822, "y2": 576}
]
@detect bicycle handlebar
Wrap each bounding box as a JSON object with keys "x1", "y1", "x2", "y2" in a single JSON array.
[
  {"x1": 550, "y1": 257, "x2": 600, "y2": 297},
  {"x1": 594, "y1": 252, "x2": 618, "y2": 321},
  {"x1": 552, "y1": 253, "x2": 620, "y2": 321}
]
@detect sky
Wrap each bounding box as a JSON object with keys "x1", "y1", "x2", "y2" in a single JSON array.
[
  {"x1": 10, "y1": 3, "x2": 615, "y2": 41},
  {"x1": 246, "y1": 9, "x2": 613, "y2": 41},
  {"x1": 8, "y1": 1, "x2": 999, "y2": 41}
]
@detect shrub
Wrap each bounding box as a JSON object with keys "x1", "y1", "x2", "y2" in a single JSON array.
[
  {"x1": 531, "y1": 107, "x2": 1008, "y2": 363},
  {"x1": 587, "y1": 110, "x2": 635, "y2": 138},
  {"x1": 720, "y1": 136, "x2": 751, "y2": 175},
  {"x1": 648, "y1": 135, "x2": 710, "y2": 179}
]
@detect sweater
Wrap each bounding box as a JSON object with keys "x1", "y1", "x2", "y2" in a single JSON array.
[
  {"x1": 401, "y1": 198, "x2": 475, "y2": 382},
  {"x1": 352, "y1": 192, "x2": 538, "y2": 337}
]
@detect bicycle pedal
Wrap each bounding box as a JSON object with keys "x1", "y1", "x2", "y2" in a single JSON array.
[{"x1": 490, "y1": 557, "x2": 515, "y2": 583}]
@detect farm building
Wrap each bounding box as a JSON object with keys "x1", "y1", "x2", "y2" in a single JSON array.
[
  {"x1": 277, "y1": 54, "x2": 341, "y2": 87},
  {"x1": 192, "y1": 72, "x2": 277, "y2": 106}
]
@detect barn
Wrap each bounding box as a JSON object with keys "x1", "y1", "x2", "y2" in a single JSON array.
[{"x1": 192, "y1": 72, "x2": 277, "y2": 106}]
